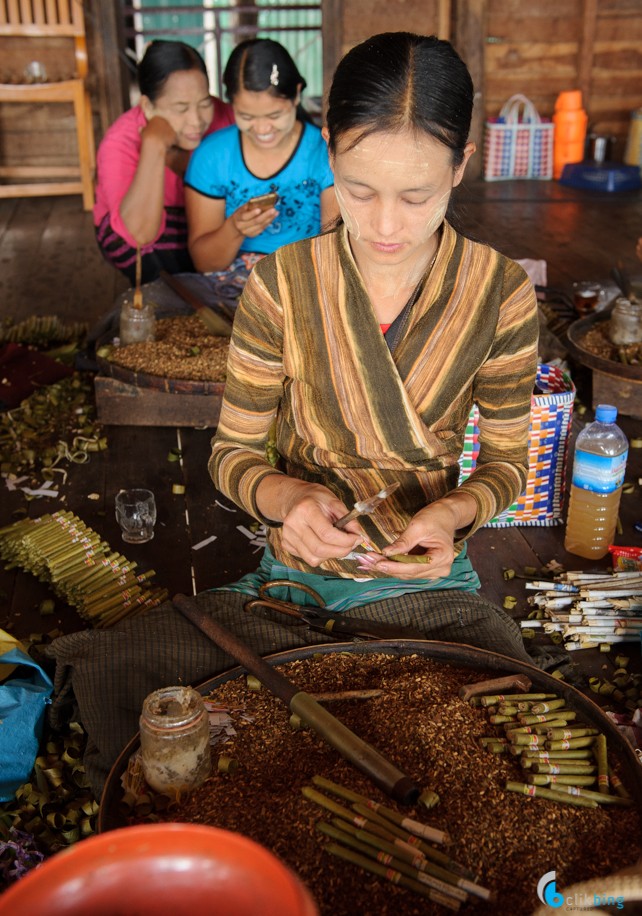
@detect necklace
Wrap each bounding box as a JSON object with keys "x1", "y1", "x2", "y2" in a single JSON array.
[{"x1": 383, "y1": 249, "x2": 438, "y2": 354}]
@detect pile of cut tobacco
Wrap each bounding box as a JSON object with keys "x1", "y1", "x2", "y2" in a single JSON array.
[
  {"x1": 120, "y1": 652, "x2": 641, "y2": 915},
  {"x1": 578, "y1": 322, "x2": 641, "y2": 365},
  {"x1": 104, "y1": 315, "x2": 229, "y2": 382}
]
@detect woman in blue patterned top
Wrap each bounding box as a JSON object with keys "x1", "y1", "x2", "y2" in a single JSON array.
[{"x1": 185, "y1": 38, "x2": 339, "y2": 306}]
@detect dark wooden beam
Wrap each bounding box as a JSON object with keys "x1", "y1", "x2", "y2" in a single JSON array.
[
  {"x1": 86, "y1": 0, "x2": 131, "y2": 140},
  {"x1": 579, "y1": 0, "x2": 598, "y2": 108},
  {"x1": 454, "y1": 0, "x2": 487, "y2": 181},
  {"x1": 321, "y1": 0, "x2": 343, "y2": 110}
]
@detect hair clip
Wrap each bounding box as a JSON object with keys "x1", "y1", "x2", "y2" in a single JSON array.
[{"x1": 270, "y1": 64, "x2": 279, "y2": 86}]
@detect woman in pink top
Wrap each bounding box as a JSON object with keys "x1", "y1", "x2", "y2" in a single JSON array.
[{"x1": 93, "y1": 41, "x2": 234, "y2": 284}]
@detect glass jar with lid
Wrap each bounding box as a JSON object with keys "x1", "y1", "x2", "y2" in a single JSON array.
[
  {"x1": 139, "y1": 685, "x2": 211, "y2": 798},
  {"x1": 609, "y1": 297, "x2": 642, "y2": 346},
  {"x1": 119, "y1": 294, "x2": 156, "y2": 346}
]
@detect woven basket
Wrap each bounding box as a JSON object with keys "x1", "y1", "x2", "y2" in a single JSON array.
[
  {"x1": 484, "y1": 94, "x2": 554, "y2": 181},
  {"x1": 459, "y1": 364, "x2": 576, "y2": 527}
]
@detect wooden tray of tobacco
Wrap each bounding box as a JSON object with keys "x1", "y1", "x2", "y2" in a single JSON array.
[
  {"x1": 97, "y1": 315, "x2": 229, "y2": 394},
  {"x1": 567, "y1": 311, "x2": 642, "y2": 380},
  {"x1": 567, "y1": 311, "x2": 642, "y2": 419},
  {"x1": 100, "y1": 641, "x2": 642, "y2": 915}
]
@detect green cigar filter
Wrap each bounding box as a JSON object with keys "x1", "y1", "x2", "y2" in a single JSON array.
[
  {"x1": 510, "y1": 734, "x2": 543, "y2": 747},
  {"x1": 527, "y1": 774, "x2": 597, "y2": 787},
  {"x1": 349, "y1": 800, "x2": 478, "y2": 881},
  {"x1": 324, "y1": 843, "x2": 461, "y2": 911},
  {"x1": 530, "y1": 699, "x2": 567, "y2": 714},
  {"x1": 608, "y1": 766, "x2": 632, "y2": 800},
  {"x1": 594, "y1": 734, "x2": 610, "y2": 795},
  {"x1": 311, "y1": 776, "x2": 450, "y2": 846},
  {"x1": 520, "y1": 749, "x2": 593, "y2": 761},
  {"x1": 339, "y1": 822, "x2": 479, "y2": 898},
  {"x1": 497, "y1": 705, "x2": 521, "y2": 716},
  {"x1": 329, "y1": 819, "x2": 426, "y2": 871},
  {"x1": 519, "y1": 711, "x2": 576, "y2": 725},
  {"x1": 546, "y1": 785, "x2": 634, "y2": 807},
  {"x1": 532, "y1": 763, "x2": 597, "y2": 775},
  {"x1": 317, "y1": 822, "x2": 468, "y2": 904},
  {"x1": 486, "y1": 743, "x2": 509, "y2": 754},
  {"x1": 546, "y1": 737, "x2": 598, "y2": 751},
  {"x1": 505, "y1": 781, "x2": 598, "y2": 808},
  {"x1": 546, "y1": 727, "x2": 600, "y2": 740},
  {"x1": 507, "y1": 724, "x2": 562, "y2": 736},
  {"x1": 480, "y1": 694, "x2": 555, "y2": 706}
]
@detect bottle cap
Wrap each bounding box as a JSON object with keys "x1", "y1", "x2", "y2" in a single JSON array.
[
  {"x1": 555, "y1": 90, "x2": 583, "y2": 111},
  {"x1": 595, "y1": 404, "x2": 617, "y2": 423}
]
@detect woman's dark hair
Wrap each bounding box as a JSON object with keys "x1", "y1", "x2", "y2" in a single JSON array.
[
  {"x1": 223, "y1": 38, "x2": 307, "y2": 104},
  {"x1": 326, "y1": 32, "x2": 474, "y2": 167},
  {"x1": 138, "y1": 40, "x2": 209, "y2": 102}
]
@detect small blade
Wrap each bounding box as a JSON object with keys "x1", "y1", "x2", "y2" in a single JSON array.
[{"x1": 334, "y1": 481, "x2": 400, "y2": 530}]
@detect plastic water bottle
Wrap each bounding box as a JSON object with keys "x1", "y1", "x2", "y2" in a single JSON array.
[{"x1": 564, "y1": 405, "x2": 628, "y2": 559}]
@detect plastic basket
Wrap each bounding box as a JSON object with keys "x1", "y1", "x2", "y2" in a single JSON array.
[
  {"x1": 458, "y1": 364, "x2": 576, "y2": 526},
  {"x1": 484, "y1": 94, "x2": 554, "y2": 181}
]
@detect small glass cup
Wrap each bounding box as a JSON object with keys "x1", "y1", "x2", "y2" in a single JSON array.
[
  {"x1": 115, "y1": 488, "x2": 157, "y2": 543},
  {"x1": 572, "y1": 281, "x2": 602, "y2": 316}
]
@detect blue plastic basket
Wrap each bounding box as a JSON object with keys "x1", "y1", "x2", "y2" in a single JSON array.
[{"x1": 559, "y1": 162, "x2": 641, "y2": 192}]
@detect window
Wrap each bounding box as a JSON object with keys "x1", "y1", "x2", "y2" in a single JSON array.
[{"x1": 121, "y1": 1, "x2": 323, "y2": 103}]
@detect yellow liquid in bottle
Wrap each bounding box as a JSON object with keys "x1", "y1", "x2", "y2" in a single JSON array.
[{"x1": 563, "y1": 484, "x2": 622, "y2": 559}]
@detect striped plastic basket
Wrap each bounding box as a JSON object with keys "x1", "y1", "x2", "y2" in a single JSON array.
[
  {"x1": 458, "y1": 364, "x2": 576, "y2": 527},
  {"x1": 484, "y1": 95, "x2": 554, "y2": 181}
]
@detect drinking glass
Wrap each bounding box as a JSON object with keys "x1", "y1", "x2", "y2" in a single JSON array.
[
  {"x1": 572, "y1": 281, "x2": 602, "y2": 316},
  {"x1": 115, "y1": 489, "x2": 157, "y2": 543}
]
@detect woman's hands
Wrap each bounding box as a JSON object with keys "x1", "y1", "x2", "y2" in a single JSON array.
[
  {"x1": 119, "y1": 115, "x2": 180, "y2": 246},
  {"x1": 354, "y1": 491, "x2": 478, "y2": 581},
  {"x1": 256, "y1": 475, "x2": 478, "y2": 579},
  {"x1": 230, "y1": 200, "x2": 278, "y2": 239},
  {"x1": 256, "y1": 476, "x2": 364, "y2": 567},
  {"x1": 141, "y1": 114, "x2": 179, "y2": 151},
  {"x1": 186, "y1": 194, "x2": 278, "y2": 272}
]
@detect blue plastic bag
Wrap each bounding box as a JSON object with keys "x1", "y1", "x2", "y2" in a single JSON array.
[{"x1": 0, "y1": 647, "x2": 53, "y2": 802}]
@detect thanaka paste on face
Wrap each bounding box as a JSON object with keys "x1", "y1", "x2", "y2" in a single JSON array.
[
  {"x1": 333, "y1": 131, "x2": 456, "y2": 293},
  {"x1": 334, "y1": 183, "x2": 361, "y2": 239}
]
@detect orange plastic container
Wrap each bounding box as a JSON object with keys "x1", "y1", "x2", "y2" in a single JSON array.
[
  {"x1": 553, "y1": 90, "x2": 588, "y2": 179},
  {"x1": 0, "y1": 823, "x2": 319, "y2": 916}
]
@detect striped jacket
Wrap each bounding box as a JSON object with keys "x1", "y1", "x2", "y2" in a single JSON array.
[{"x1": 210, "y1": 221, "x2": 539, "y2": 577}]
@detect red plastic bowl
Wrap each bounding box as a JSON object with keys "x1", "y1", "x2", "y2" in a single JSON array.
[{"x1": 0, "y1": 823, "x2": 318, "y2": 916}]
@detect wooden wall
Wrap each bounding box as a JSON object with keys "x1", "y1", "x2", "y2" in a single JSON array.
[
  {"x1": 322, "y1": 0, "x2": 451, "y2": 82},
  {"x1": 323, "y1": 0, "x2": 642, "y2": 178},
  {"x1": 476, "y1": 0, "x2": 642, "y2": 157}
]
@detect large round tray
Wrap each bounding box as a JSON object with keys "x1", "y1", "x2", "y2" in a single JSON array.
[
  {"x1": 567, "y1": 309, "x2": 642, "y2": 382},
  {"x1": 98, "y1": 639, "x2": 642, "y2": 833}
]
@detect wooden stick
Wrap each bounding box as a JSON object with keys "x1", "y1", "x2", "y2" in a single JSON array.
[
  {"x1": 459, "y1": 674, "x2": 532, "y2": 703},
  {"x1": 173, "y1": 594, "x2": 421, "y2": 805}
]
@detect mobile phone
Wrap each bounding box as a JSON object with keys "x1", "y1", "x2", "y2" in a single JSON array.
[{"x1": 246, "y1": 191, "x2": 279, "y2": 211}]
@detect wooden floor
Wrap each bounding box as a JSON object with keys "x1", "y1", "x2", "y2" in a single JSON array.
[
  {"x1": 1, "y1": 182, "x2": 641, "y2": 692},
  {"x1": 1, "y1": 195, "x2": 128, "y2": 326}
]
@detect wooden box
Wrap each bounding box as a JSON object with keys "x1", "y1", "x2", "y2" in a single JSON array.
[{"x1": 94, "y1": 375, "x2": 224, "y2": 427}]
